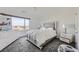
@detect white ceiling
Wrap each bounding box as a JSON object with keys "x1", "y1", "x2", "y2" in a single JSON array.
[{"x1": 0, "y1": 7, "x2": 77, "y2": 18}]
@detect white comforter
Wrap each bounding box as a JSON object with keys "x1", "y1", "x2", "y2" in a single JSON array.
[{"x1": 27, "y1": 28, "x2": 56, "y2": 48}]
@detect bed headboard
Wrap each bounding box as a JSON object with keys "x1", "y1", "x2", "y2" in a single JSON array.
[{"x1": 40, "y1": 21, "x2": 56, "y2": 30}]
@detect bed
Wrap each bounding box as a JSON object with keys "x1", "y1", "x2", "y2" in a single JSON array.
[{"x1": 27, "y1": 22, "x2": 57, "y2": 49}]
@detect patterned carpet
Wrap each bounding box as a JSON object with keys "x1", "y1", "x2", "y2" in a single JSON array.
[{"x1": 1, "y1": 36, "x2": 75, "y2": 52}]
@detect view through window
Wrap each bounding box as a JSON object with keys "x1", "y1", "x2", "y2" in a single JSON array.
[{"x1": 12, "y1": 17, "x2": 29, "y2": 31}]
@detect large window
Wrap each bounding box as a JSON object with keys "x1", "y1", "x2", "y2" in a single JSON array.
[
  {"x1": 12, "y1": 17, "x2": 29, "y2": 31},
  {"x1": 25, "y1": 19, "x2": 29, "y2": 30}
]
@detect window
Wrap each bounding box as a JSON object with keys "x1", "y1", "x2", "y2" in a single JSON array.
[
  {"x1": 12, "y1": 17, "x2": 29, "y2": 31},
  {"x1": 25, "y1": 19, "x2": 29, "y2": 30}
]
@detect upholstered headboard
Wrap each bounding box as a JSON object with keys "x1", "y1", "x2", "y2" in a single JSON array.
[{"x1": 40, "y1": 21, "x2": 56, "y2": 30}]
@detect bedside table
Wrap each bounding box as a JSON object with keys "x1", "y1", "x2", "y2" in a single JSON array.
[{"x1": 59, "y1": 33, "x2": 73, "y2": 43}]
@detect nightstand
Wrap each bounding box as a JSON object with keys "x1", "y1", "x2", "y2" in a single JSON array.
[{"x1": 59, "y1": 33, "x2": 73, "y2": 43}]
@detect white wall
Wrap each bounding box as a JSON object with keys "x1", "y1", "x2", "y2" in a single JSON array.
[
  {"x1": 29, "y1": 8, "x2": 76, "y2": 29},
  {"x1": 75, "y1": 8, "x2": 79, "y2": 50}
]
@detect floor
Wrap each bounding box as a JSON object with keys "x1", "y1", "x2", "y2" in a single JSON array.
[{"x1": 1, "y1": 36, "x2": 75, "y2": 52}]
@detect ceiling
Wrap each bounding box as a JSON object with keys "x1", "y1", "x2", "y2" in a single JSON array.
[{"x1": 0, "y1": 7, "x2": 77, "y2": 20}]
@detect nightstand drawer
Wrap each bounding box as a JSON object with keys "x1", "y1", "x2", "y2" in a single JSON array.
[
  {"x1": 60, "y1": 37, "x2": 72, "y2": 43},
  {"x1": 60, "y1": 33, "x2": 73, "y2": 39}
]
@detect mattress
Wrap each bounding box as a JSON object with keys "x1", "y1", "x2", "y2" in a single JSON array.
[{"x1": 27, "y1": 28, "x2": 56, "y2": 49}]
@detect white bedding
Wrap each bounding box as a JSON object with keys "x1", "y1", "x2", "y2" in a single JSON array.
[{"x1": 27, "y1": 28, "x2": 56, "y2": 49}]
